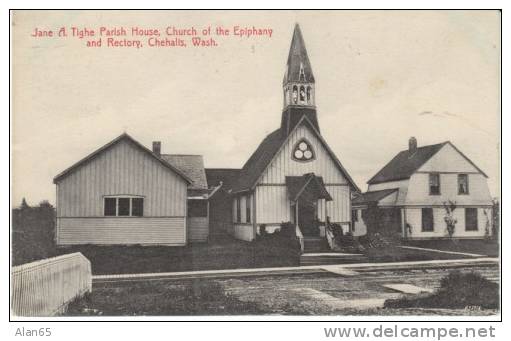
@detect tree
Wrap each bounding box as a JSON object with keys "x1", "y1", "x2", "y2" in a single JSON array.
[
  {"x1": 20, "y1": 198, "x2": 30, "y2": 210},
  {"x1": 39, "y1": 200, "x2": 54, "y2": 209},
  {"x1": 443, "y1": 200, "x2": 457, "y2": 239}
]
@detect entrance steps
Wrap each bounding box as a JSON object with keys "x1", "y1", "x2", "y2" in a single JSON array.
[
  {"x1": 301, "y1": 237, "x2": 367, "y2": 265},
  {"x1": 303, "y1": 236, "x2": 330, "y2": 253}
]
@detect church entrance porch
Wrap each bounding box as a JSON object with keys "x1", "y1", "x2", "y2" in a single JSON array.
[{"x1": 286, "y1": 173, "x2": 332, "y2": 239}]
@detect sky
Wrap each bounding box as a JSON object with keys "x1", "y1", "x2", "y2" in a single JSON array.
[{"x1": 11, "y1": 10, "x2": 500, "y2": 206}]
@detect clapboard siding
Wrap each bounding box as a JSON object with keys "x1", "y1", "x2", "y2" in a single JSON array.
[
  {"x1": 57, "y1": 217, "x2": 186, "y2": 245},
  {"x1": 259, "y1": 124, "x2": 348, "y2": 184},
  {"x1": 405, "y1": 207, "x2": 492, "y2": 239},
  {"x1": 255, "y1": 184, "x2": 350, "y2": 224},
  {"x1": 324, "y1": 185, "x2": 351, "y2": 222},
  {"x1": 233, "y1": 224, "x2": 255, "y2": 241},
  {"x1": 255, "y1": 186, "x2": 290, "y2": 224},
  {"x1": 405, "y1": 173, "x2": 492, "y2": 206},
  {"x1": 187, "y1": 217, "x2": 209, "y2": 242},
  {"x1": 57, "y1": 139, "x2": 187, "y2": 217}
]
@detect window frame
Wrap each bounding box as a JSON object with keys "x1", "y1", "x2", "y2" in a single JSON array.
[
  {"x1": 429, "y1": 173, "x2": 441, "y2": 195},
  {"x1": 236, "y1": 197, "x2": 241, "y2": 223},
  {"x1": 421, "y1": 207, "x2": 434, "y2": 232},
  {"x1": 103, "y1": 195, "x2": 144, "y2": 217},
  {"x1": 465, "y1": 207, "x2": 478, "y2": 231},
  {"x1": 246, "y1": 195, "x2": 251, "y2": 224},
  {"x1": 292, "y1": 138, "x2": 316, "y2": 163},
  {"x1": 458, "y1": 174, "x2": 470, "y2": 195},
  {"x1": 352, "y1": 209, "x2": 358, "y2": 222}
]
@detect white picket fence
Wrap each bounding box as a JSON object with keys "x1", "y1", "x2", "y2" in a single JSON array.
[{"x1": 11, "y1": 252, "x2": 92, "y2": 316}]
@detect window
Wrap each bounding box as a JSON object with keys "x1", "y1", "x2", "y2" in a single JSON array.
[
  {"x1": 458, "y1": 174, "x2": 469, "y2": 195},
  {"x1": 465, "y1": 208, "x2": 478, "y2": 231},
  {"x1": 236, "y1": 198, "x2": 241, "y2": 223},
  {"x1": 246, "y1": 196, "x2": 251, "y2": 223},
  {"x1": 292, "y1": 139, "x2": 315, "y2": 162},
  {"x1": 104, "y1": 198, "x2": 117, "y2": 216},
  {"x1": 421, "y1": 208, "x2": 434, "y2": 231},
  {"x1": 188, "y1": 199, "x2": 208, "y2": 217},
  {"x1": 132, "y1": 198, "x2": 144, "y2": 217},
  {"x1": 429, "y1": 173, "x2": 440, "y2": 195},
  {"x1": 352, "y1": 209, "x2": 358, "y2": 222},
  {"x1": 103, "y1": 196, "x2": 144, "y2": 217},
  {"x1": 299, "y1": 86, "x2": 305, "y2": 102},
  {"x1": 118, "y1": 198, "x2": 130, "y2": 216},
  {"x1": 292, "y1": 86, "x2": 298, "y2": 104},
  {"x1": 306, "y1": 86, "x2": 311, "y2": 103}
]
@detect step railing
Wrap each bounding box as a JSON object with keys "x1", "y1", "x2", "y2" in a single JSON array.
[{"x1": 295, "y1": 224, "x2": 304, "y2": 253}]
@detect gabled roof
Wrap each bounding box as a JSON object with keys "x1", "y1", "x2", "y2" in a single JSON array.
[
  {"x1": 161, "y1": 154, "x2": 208, "y2": 190},
  {"x1": 367, "y1": 142, "x2": 447, "y2": 185},
  {"x1": 232, "y1": 115, "x2": 360, "y2": 193},
  {"x1": 352, "y1": 188, "x2": 398, "y2": 206},
  {"x1": 286, "y1": 174, "x2": 332, "y2": 202},
  {"x1": 53, "y1": 133, "x2": 192, "y2": 184},
  {"x1": 283, "y1": 24, "x2": 315, "y2": 84},
  {"x1": 205, "y1": 168, "x2": 241, "y2": 190},
  {"x1": 367, "y1": 141, "x2": 488, "y2": 185}
]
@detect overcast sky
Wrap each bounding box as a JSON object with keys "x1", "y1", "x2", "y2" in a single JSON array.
[{"x1": 12, "y1": 10, "x2": 500, "y2": 206}]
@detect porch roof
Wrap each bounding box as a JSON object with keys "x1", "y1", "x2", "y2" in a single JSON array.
[
  {"x1": 285, "y1": 173, "x2": 332, "y2": 203},
  {"x1": 352, "y1": 188, "x2": 398, "y2": 206}
]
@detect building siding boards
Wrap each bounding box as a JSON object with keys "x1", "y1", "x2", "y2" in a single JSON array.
[
  {"x1": 187, "y1": 217, "x2": 209, "y2": 242},
  {"x1": 56, "y1": 139, "x2": 188, "y2": 245},
  {"x1": 405, "y1": 173, "x2": 492, "y2": 206},
  {"x1": 418, "y1": 143, "x2": 480, "y2": 173},
  {"x1": 253, "y1": 124, "x2": 351, "y2": 229},
  {"x1": 57, "y1": 217, "x2": 186, "y2": 245},
  {"x1": 363, "y1": 141, "x2": 493, "y2": 239},
  {"x1": 405, "y1": 207, "x2": 492, "y2": 239},
  {"x1": 57, "y1": 139, "x2": 187, "y2": 217}
]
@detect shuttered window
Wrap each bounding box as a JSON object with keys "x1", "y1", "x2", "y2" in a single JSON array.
[
  {"x1": 421, "y1": 208, "x2": 434, "y2": 231},
  {"x1": 465, "y1": 208, "x2": 478, "y2": 231}
]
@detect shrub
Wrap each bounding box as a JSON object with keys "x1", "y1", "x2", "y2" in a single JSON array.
[{"x1": 384, "y1": 271, "x2": 499, "y2": 310}]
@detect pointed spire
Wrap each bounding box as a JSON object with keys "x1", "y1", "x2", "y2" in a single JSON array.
[{"x1": 283, "y1": 24, "x2": 315, "y2": 85}]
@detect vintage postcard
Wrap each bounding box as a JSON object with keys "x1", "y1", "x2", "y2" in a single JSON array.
[{"x1": 10, "y1": 9, "x2": 501, "y2": 320}]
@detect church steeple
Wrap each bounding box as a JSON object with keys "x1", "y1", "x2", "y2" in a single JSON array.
[{"x1": 281, "y1": 24, "x2": 320, "y2": 136}]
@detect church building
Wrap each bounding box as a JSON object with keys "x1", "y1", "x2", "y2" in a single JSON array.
[
  {"x1": 209, "y1": 24, "x2": 360, "y2": 243},
  {"x1": 53, "y1": 24, "x2": 359, "y2": 248}
]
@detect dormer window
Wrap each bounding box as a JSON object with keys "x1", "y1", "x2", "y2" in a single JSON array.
[{"x1": 292, "y1": 139, "x2": 315, "y2": 162}]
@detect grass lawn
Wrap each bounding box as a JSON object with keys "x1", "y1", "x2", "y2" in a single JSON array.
[
  {"x1": 66, "y1": 266, "x2": 499, "y2": 316},
  {"x1": 59, "y1": 236, "x2": 300, "y2": 275},
  {"x1": 363, "y1": 245, "x2": 474, "y2": 263},
  {"x1": 405, "y1": 239, "x2": 499, "y2": 257},
  {"x1": 67, "y1": 279, "x2": 267, "y2": 316}
]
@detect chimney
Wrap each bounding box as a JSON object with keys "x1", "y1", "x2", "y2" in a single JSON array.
[
  {"x1": 408, "y1": 137, "x2": 417, "y2": 153},
  {"x1": 152, "y1": 141, "x2": 161, "y2": 156}
]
